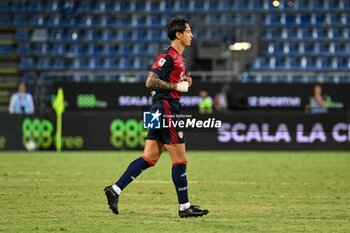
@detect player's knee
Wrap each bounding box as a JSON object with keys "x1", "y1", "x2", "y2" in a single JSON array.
[
  {"x1": 172, "y1": 159, "x2": 188, "y2": 166},
  {"x1": 142, "y1": 154, "x2": 160, "y2": 166}
]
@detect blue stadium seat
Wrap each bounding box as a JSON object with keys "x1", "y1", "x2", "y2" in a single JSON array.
[
  {"x1": 0, "y1": 1, "x2": 10, "y2": 12},
  {"x1": 120, "y1": 16, "x2": 132, "y2": 26},
  {"x1": 15, "y1": 30, "x2": 30, "y2": 41},
  {"x1": 80, "y1": 15, "x2": 93, "y2": 27},
  {"x1": 178, "y1": 0, "x2": 190, "y2": 10},
  {"x1": 31, "y1": 15, "x2": 45, "y2": 26},
  {"x1": 53, "y1": 59, "x2": 65, "y2": 70},
  {"x1": 285, "y1": 14, "x2": 296, "y2": 24},
  {"x1": 237, "y1": 0, "x2": 251, "y2": 9},
  {"x1": 113, "y1": 58, "x2": 122, "y2": 69},
  {"x1": 46, "y1": 1, "x2": 61, "y2": 12},
  {"x1": 314, "y1": 28, "x2": 328, "y2": 39},
  {"x1": 27, "y1": 0, "x2": 43, "y2": 13},
  {"x1": 19, "y1": 58, "x2": 34, "y2": 70},
  {"x1": 72, "y1": 58, "x2": 89, "y2": 70},
  {"x1": 17, "y1": 43, "x2": 31, "y2": 55},
  {"x1": 150, "y1": 15, "x2": 164, "y2": 26},
  {"x1": 88, "y1": 58, "x2": 103, "y2": 69},
  {"x1": 120, "y1": 2, "x2": 132, "y2": 11},
  {"x1": 37, "y1": 58, "x2": 51, "y2": 70},
  {"x1": 333, "y1": 28, "x2": 344, "y2": 39},
  {"x1": 300, "y1": 28, "x2": 313, "y2": 39},
  {"x1": 164, "y1": 0, "x2": 176, "y2": 10},
  {"x1": 66, "y1": 30, "x2": 80, "y2": 41},
  {"x1": 120, "y1": 44, "x2": 133, "y2": 54},
  {"x1": 82, "y1": 30, "x2": 98, "y2": 41},
  {"x1": 66, "y1": 44, "x2": 79, "y2": 55},
  {"x1": 134, "y1": 58, "x2": 146, "y2": 69},
  {"x1": 136, "y1": 44, "x2": 150, "y2": 55},
  {"x1": 306, "y1": 57, "x2": 318, "y2": 69},
  {"x1": 50, "y1": 30, "x2": 64, "y2": 41},
  {"x1": 288, "y1": 57, "x2": 301, "y2": 69},
  {"x1": 208, "y1": 0, "x2": 220, "y2": 9},
  {"x1": 20, "y1": 73, "x2": 37, "y2": 82},
  {"x1": 148, "y1": 29, "x2": 161, "y2": 40},
  {"x1": 135, "y1": 1, "x2": 146, "y2": 11},
  {"x1": 62, "y1": 16, "x2": 76, "y2": 27},
  {"x1": 338, "y1": 58, "x2": 350, "y2": 69},
  {"x1": 123, "y1": 58, "x2": 135, "y2": 69},
  {"x1": 52, "y1": 44, "x2": 65, "y2": 55},
  {"x1": 334, "y1": 43, "x2": 346, "y2": 54},
  {"x1": 296, "y1": 0, "x2": 308, "y2": 9},
  {"x1": 150, "y1": 1, "x2": 160, "y2": 11},
  {"x1": 136, "y1": 16, "x2": 148, "y2": 26},
  {"x1": 316, "y1": 43, "x2": 329, "y2": 54},
  {"x1": 121, "y1": 30, "x2": 133, "y2": 41},
  {"x1": 282, "y1": 28, "x2": 297, "y2": 39},
  {"x1": 267, "y1": 43, "x2": 280, "y2": 54},
  {"x1": 264, "y1": 14, "x2": 281, "y2": 25},
  {"x1": 303, "y1": 43, "x2": 316, "y2": 54},
  {"x1": 94, "y1": 1, "x2": 108, "y2": 12},
  {"x1": 0, "y1": 45, "x2": 13, "y2": 55},
  {"x1": 112, "y1": 45, "x2": 121, "y2": 55},
  {"x1": 313, "y1": 0, "x2": 327, "y2": 9},
  {"x1": 13, "y1": 15, "x2": 28, "y2": 26},
  {"x1": 0, "y1": 14, "x2": 12, "y2": 26},
  {"x1": 34, "y1": 43, "x2": 49, "y2": 55},
  {"x1": 135, "y1": 30, "x2": 148, "y2": 40},
  {"x1": 317, "y1": 58, "x2": 332, "y2": 69},
  {"x1": 313, "y1": 14, "x2": 325, "y2": 24},
  {"x1": 331, "y1": 14, "x2": 343, "y2": 24},
  {"x1": 97, "y1": 16, "x2": 108, "y2": 27},
  {"x1": 77, "y1": 1, "x2": 92, "y2": 13},
  {"x1": 252, "y1": 57, "x2": 270, "y2": 70},
  {"x1": 47, "y1": 15, "x2": 61, "y2": 27},
  {"x1": 87, "y1": 45, "x2": 103, "y2": 55},
  {"x1": 62, "y1": 1, "x2": 77, "y2": 14},
  {"x1": 299, "y1": 14, "x2": 312, "y2": 25},
  {"x1": 192, "y1": 0, "x2": 204, "y2": 10},
  {"x1": 100, "y1": 30, "x2": 112, "y2": 41},
  {"x1": 274, "y1": 57, "x2": 285, "y2": 69},
  {"x1": 346, "y1": 15, "x2": 350, "y2": 24},
  {"x1": 253, "y1": 0, "x2": 265, "y2": 9},
  {"x1": 329, "y1": 0, "x2": 341, "y2": 8},
  {"x1": 287, "y1": 42, "x2": 299, "y2": 54},
  {"x1": 103, "y1": 58, "x2": 112, "y2": 69},
  {"x1": 12, "y1": 1, "x2": 26, "y2": 12}
]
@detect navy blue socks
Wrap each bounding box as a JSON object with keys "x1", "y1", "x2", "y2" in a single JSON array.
[
  {"x1": 172, "y1": 163, "x2": 189, "y2": 205},
  {"x1": 114, "y1": 156, "x2": 153, "y2": 192}
]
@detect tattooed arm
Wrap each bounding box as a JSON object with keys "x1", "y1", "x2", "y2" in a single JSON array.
[{"x1": 145, "y1": 72, "x2": 176, "y2": 91}]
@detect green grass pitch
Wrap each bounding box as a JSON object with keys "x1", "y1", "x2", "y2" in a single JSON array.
[{"x1": 0, "y1": 151, "x2": 349, "y2": 233}]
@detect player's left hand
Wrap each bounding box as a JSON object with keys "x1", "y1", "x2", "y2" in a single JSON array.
[{"x1": 184, "y1": 73, "x2": 192, "y2": 87}]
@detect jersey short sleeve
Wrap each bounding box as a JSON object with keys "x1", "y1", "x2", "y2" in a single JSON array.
[{"x1": 150, "y1": 54, "x2": 174, "y2": 79}]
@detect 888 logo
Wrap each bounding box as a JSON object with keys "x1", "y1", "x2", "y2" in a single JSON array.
[
  {"x1": 110, "y1": 119, "x2": 147, "y2": 149},
  {"x1": 22, "y1": 118, "x2": 54, "y2": 149}
]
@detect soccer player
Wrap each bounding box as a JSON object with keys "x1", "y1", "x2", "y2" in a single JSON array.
[{"x1": 104, "y1": 16, "x2": 209, "y2": 218}]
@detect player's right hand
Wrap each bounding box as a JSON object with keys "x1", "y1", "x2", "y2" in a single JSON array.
[
  {"x1": 176, "y1": 81, "x2": 189, "y2": 92},
  {"x1": 184, "y1": 73, "x2": 192, "y2": 87}
]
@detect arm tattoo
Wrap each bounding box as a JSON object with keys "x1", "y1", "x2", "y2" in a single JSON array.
[{"x1": 145, "y1": 72, "x2": 176, "y2": 91}]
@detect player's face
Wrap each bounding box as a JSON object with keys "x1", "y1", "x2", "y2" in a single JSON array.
[{"x1": 180, "y1": 23, "x2": 193, "y2": 47}]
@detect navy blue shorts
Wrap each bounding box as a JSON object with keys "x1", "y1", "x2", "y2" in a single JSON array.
[{"x1": 146, "y1": 99, "x2": 185, "y2": 144}]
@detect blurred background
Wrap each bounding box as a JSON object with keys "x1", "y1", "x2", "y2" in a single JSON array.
[{"x1": 0, "y1": 0, "x2": 349, "y2": 151}]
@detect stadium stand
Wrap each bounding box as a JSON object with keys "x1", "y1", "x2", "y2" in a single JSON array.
[{"x1": 0, "y1": 0, "x2": 349, "y2": 112}]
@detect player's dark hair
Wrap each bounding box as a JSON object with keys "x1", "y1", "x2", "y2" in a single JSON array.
[{"x1": 166, "y1": 16, "x2": 189, "y2": 40}]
